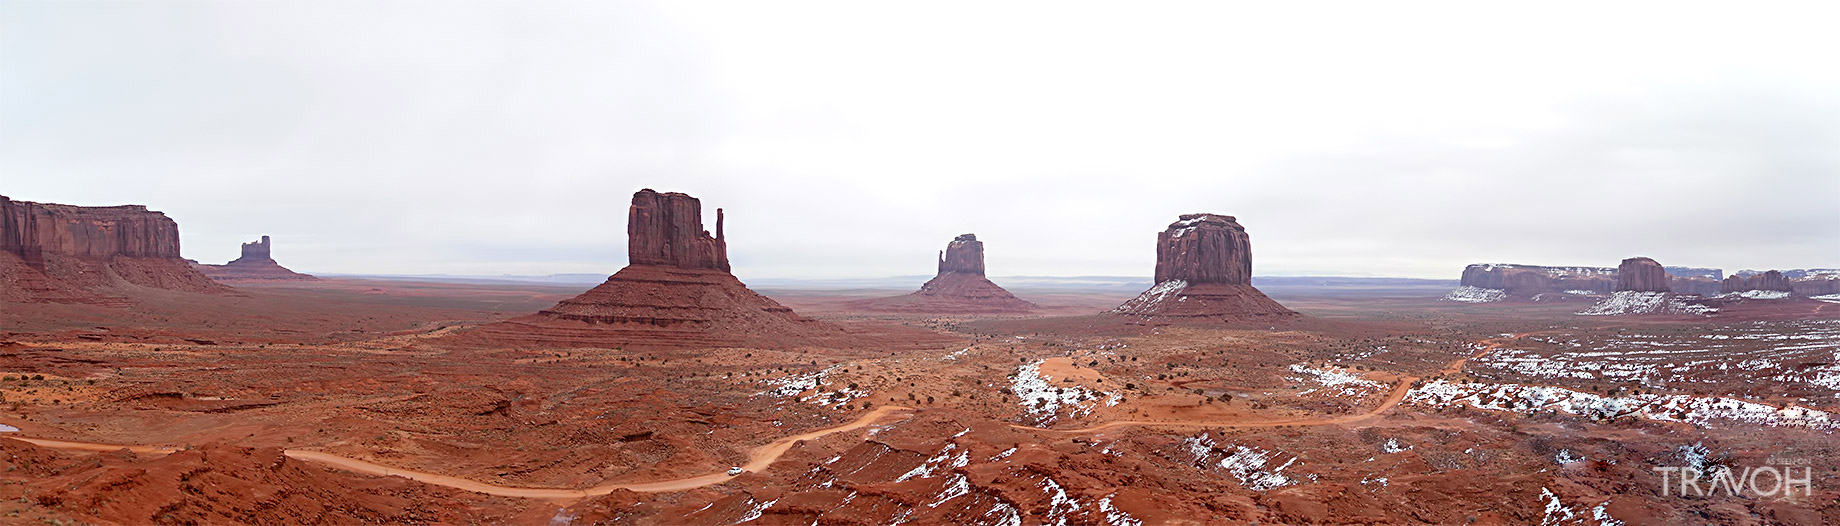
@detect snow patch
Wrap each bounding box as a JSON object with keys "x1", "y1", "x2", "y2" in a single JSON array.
[{"x1": 1443, "y1": 286, "x2": 1507, "y2": 303}]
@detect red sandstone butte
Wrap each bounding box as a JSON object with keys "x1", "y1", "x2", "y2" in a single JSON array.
[
  {"x1": 1615, "y1": 257, "x2": 1672, "y2": 293},
  {"x1": 1722, "y1": 270, "x2": 1793, "y2": 293},
  {"x1": 852, "y1": 234, "x2": 1039, "y2": 313},
  {"x1": 195, "y1": 236, "x2": 318, "y2": 282},
  {"x1": 457, "y1": 189, "x2": 849, "y2": 349},
  {"x1": 1111, "y1": 214, "x2": 1295, "y2": 320},
  {"x1": 1, "y1": 194, "x2": 227, "y2": 305}
]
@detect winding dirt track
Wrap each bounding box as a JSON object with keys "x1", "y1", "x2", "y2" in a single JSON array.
[
  {"x1": 8, "y1": 405, "x2": 915, "y2": 500},
  {"x1": 1011, "y1": 333, "x2": 1527, "y2": 436},
  {"x1": 5, "y1": 335, "x2": 1527, "y2": 499}
]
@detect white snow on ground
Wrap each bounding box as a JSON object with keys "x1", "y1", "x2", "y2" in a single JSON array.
[
  {"x1": 1183, "y1": 433, "x2": 1307, "y2": 491},
  {"x1": 1718, "y1": 290, "x2": 1792, "y2": 300},
  {"x1": 1287, "y1": 364, "x2": 1386, "y2": 397},
  {"x1": 1011, "y1": 360, "x2": 1122, "y2": 424},
  {"x1": 1443, "y1": 286, "x2": 1507, "y2": 303},
  {"x1": 755, "y1": 365, "x2": 865, "y2": 409},
  {"x1": 896, "y1": 443, "x2": 971, "y2": 482},
  {"x1": 1579, "y1": 291, "x2": 1717, "y2": 316},
  {"x1": 1381, "y1": 438, "x2": 1412, "y2": 453},
  {"x1": 927, "y1": 474, "x2": 971, "y2": 508},
  {"x1": 1097, "y1": 495, "x2": 1143, "y2": 526},
  {"x1": 1538, "y1": 488, "x2": 1622, "y2": 526},
  {"x1": 1814, "y1": 294, "x2": 1840, "y2": 304},
  {"x1": 1111, "y1": 280, "x2": 1189, "y2": 313},
  {"x1": 943, "y1": 348, "x2": 970, "y2": 360},
  {"x1": 1554, "y1": 449, "x2": 1584, "y2": 464},
  {"x1": 1475, "y1": 320, "x2": 1840, "y2": 394},
  {"x1": 1406, "y1": 379, "x2": 1840, "y2": 430},
  {"x1": 736, "y1": 498, "x2": 776, "y2": 523},
  {"x1": 1564, "y1": 290, "x2": 1600, "y2": 296}
]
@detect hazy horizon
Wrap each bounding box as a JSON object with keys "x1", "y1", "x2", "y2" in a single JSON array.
[{"x1": 6, "y1": 1, "x2": 1839, "y2": 279}]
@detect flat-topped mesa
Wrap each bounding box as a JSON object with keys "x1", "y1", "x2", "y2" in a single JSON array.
[
  {"x1": 1113, "y1": 213, "x2": 1295, "y2": 320},
  {"x1": 1155, "y1": 214, "x2": 1252, "y2": 285},
  {"x1": 1616, "y1": 257, "x2": 1672, "y2": 293},
  {"x1": 627, "y1": 189, "x2": 728, "y2": 272},
  {"x1": 1721, "y1": 270, "x2": 1792, "y2": 293},
  {"x1": 937, "y1": 234, "x2": 985, "y2": 276},
  {"x1": 0, "y1": 195, "x2": 226, "y2": 304}
]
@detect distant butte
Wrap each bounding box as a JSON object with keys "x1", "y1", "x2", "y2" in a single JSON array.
[
  {"x1": 1, "y1": 194, "x2": 227, "y2": 305},
  {"x1": 195, "y1": 235, "x2": 318, "y2": 282},
  {"x1": 455, "y1": 189, "x2": 853, "y2": 350},
  {"x1": 1110, "y1": 214, "x2": 1296, "y2": 321},
  {"x1": 851, "y1": 233, "x2": 1039, "y2": 313}
]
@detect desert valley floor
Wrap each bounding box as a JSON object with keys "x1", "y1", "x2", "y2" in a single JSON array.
[{"x1": 3, "y1": 279, "x2": 1838, "y2": 525}]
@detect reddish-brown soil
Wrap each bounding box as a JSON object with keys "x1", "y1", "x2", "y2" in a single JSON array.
[{"x1": 3, "y1": 279, "x2": 1837, "y2": 525}]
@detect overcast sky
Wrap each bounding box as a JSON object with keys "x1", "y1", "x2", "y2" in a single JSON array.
[{"x1": 4, "y1": 2, "x2": 1838, "y2": 280}]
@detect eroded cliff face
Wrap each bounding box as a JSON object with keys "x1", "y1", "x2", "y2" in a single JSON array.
[
  {"x1": 196, "y1": 235, "x2": 317, "y2": 282},
  {"x1": 1154, "y1": 214, "x2": 1253, "y2": 285},
  {"x1": 1, "y1": 195, "x2": 226, "y2": 304},
  {"x1": 1458, "y1": 264, "x2": 1616, "y2": 297},
  {"x1": 855, "y1": 233, "x2": 1036, "y2": 313},
  {"x1": 627, "y1": 189, "x2": 728, "y2": 272},
  {"x1": 1722, "y1": 271, "x2": 1793, "y2": 293},
  {"x1": 937, "y1": 234, "x2": 985, "y2": 276},
  {"x1": 1616, "y1": 257, "x2": 1672, "y2": 293},
  {"x1": 1114, "y1": 214, "x2": 1295, "y2": 320},
  {"x1": 457, "y1": 189, "x2": 857, "y2": 350}
]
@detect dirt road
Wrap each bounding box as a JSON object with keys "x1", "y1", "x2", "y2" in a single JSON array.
[{"x1": 6, "y1": 405, "x2": 914, "y2": 500}]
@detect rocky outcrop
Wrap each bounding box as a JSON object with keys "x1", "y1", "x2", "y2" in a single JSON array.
[
  {"x1": 195, "y1": 236, "x2": 318, "y2": 282},
  {"x1": 1457, "y1": 264, "x2": 1616, "y2": 298},
  {"x1": 1721, "y1": 270, "x2": 1792, "y2": 293},
  {"x1": 627, "y1": 189, "x2": 728, "y2": 271},
  {"x1": 1, "y1": 195, "x2": 226, "y2": 305},
  {"x1": 1153, "y1": 214, "x2": 1253, "y2": 285},
  {"x1": 1615, "y1": 257, "x2": 1671, "y2": 293},
  {"x1": 1670, "y1": 276, "x2": 1722, "y2": 296},
  {"x1": 1792, "y1": 277, "x2": 1840, "y2": 297},
  {"x1": 852, "y1": 234, "x2": 1038, "y2": 313},
  {"x1": 937, "y1": 234, "x2": 984, "y2": 276},
  {"x1": 1112, "y1": 214, "x2": 1295, "y2": 320},
  {"x1": 457, "y1": 189, "x2": 852, "y2": 350}
]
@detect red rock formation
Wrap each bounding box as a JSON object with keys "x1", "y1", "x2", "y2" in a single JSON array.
[
  {"x1": 1458, "y1": 264, "x2": 1616, "y2": 297},
  {"x1": 1113, "y1": 214, "x2": 1295, "y2": 320},
  {"x1": 853, "y1": 234, "x2": 1038, "y2": 313},
  {"x1": 627, "y1": 189, "x2": 728, "y2": 271},
  {"x1": 1792, "y1": 277, "x2": 1840, "y2": 296},
  {"x1": 1671, "y1": 276, "x2": 1721, "y2": 296},
  {"x1": 1721, "y1": 270, "x2": 1793, "y2": 293},
  {"x1": 937, "y1": 234, "x2": 984, "y2": 276},
  {"x1": 1, "y1": 195, "x2": 226, "y2": 304},
  {"x1": 1154, "y1": 214, "x2": 1252, "y2": 285},
  {"x1": 456, "y1": 189, "x2": 857, "y2": 350},
  {"x1": 1615, "y1": 257, "x2": 1671, "y2": 293},
  {"x1": 195, "y1": 235, "x2": 318, "y2": 282}
]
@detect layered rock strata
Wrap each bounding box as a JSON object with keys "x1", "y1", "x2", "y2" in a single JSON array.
[{"x1": 1111, "y1": 214, "x2": 1295, "y2": 320}]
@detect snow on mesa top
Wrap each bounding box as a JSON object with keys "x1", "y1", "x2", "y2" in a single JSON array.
[{"x1": 1111, "y1": 213, "x2": 1296, "y2": 320}]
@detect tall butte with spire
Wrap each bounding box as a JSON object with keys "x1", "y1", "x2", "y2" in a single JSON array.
[
  {"x1": 457, "y1": 189, "x2": 846, "y2": 349},
  {"x1": 1110, "y1": 213, "x2": 1296, "y2": 321},
  {"x1": 853, "y1": 233, "x2": 1038, "y2": 313},
  {"x1": 195, "y1": 235, "x2": 318, "y2": 281}
]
